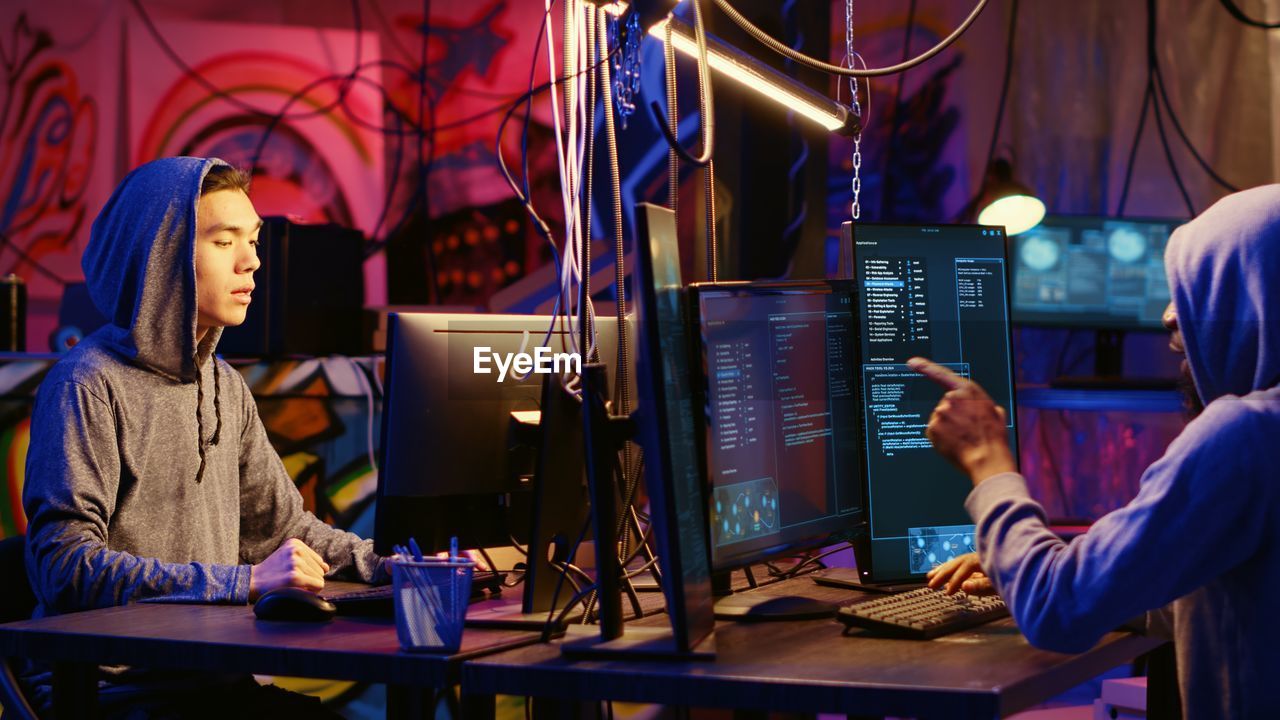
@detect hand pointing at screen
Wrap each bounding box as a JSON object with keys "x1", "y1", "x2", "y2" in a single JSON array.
[{"x1": 905, "y1": 357, "x2": 1017, "y2": 487}]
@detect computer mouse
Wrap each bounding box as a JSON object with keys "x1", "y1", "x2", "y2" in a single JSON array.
[{"x1": 252, "y1": 587, "x2": 337, "y2": 623}]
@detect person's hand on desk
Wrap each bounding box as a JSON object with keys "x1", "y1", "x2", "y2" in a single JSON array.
[
  {"x1": 906, "y1": 357, "x2": 1017, "y2": 486},
  {"x1": 927, "y1": 552, "x2": 996, "y2": 596},
  {"x1": 249, "y1": 538, "x2": 330, "y2": 601}
]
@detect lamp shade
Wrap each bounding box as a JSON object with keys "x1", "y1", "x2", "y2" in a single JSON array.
[{"x1": 974, "y1": 159, "x2": 1044, "y2": 235}]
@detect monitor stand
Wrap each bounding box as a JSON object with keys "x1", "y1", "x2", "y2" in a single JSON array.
[
  {"x1": 712, "y1": 593, "x2": 837, "y2": 621},
  {"x1": 708, "y1": 570, "x2": 838, "y2": 621},
  {"x1": 467, "y1": 377, "x2": 589, "y2": 633},
  {"x1": 1051, "y1": 329, "x2": 1177, "y2": 390},
  {"x1": 559, "y1": 364, "x2": 716, "y2": 661},
  {"x1": 808, "y1": 566, "x2": 925, "y2": 594}
]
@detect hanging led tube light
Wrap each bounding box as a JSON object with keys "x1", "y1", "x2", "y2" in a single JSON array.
[{"x1": 649, "y1": 16, "x2": 861, "y2": 136}]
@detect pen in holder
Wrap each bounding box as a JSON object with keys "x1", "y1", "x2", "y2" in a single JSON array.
[{"x1": 390, "y1": 555, "x2": 475, "y2": 653}]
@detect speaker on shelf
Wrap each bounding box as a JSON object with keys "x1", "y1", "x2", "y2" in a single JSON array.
[{"x1": 218, "y1": 217, "x2": 366, "y2": 358}]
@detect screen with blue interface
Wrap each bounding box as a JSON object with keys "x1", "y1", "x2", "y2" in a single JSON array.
[
  {"x1": 1012, "y1": 216, "x2": 1183, "y2": 330},
  {"x1": 692, "y1": 282, "x2": 865, "y2": 572},
  {"x1": 853, "y1": 225, "x2": 1019, "y2": 582}
]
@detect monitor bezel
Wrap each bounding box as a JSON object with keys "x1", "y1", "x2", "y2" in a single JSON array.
[{"x1": 848, "y1": 222, "x2": 1021, "y2": 586}]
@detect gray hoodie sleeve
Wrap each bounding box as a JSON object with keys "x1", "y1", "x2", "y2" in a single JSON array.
[
  {"x1": 235, "y1": 380, "x2": 385, "y2": 584},
  {"x1": 23, "y1": 381, "x2": 250, "y2": 613}
]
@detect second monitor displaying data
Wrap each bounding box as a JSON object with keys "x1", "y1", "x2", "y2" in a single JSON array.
[
  {"x1": 1011, "y1": 215, "x2": 1182, "y2": 330},
  {"x1": 691, "y1": 282, "x2": 865, "y2": 572},
  {"x1": 853, "y1": 225, "x2": 1019, "y2": 583}
]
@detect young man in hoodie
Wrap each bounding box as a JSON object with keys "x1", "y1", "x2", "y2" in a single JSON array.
[
  {"x1": 21, "y1": 156, "x2": 382, "y2": 714},
  {"x1": 914, "y1": 185, "x2": 1280, "y2": 719}
]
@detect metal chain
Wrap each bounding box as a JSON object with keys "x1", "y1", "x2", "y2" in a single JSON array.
[{"x1": 846, "y1": 0, "x2": 863, "y2": 220}]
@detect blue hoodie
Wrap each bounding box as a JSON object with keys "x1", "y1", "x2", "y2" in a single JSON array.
[
  {"x1": 23, "y1": 157, "x2": 382, "y2": 609},
  {"x1": 966, "y1": 185, "x2": 1280, "y2": 719}
]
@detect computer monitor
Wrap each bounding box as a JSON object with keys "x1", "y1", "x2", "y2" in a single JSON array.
[
  {"x1": 1011, "y1": 215, "x2": 1182, "y2": 330},
  {"x1": 850, "y1": 224, "x2": 1020, "y2": 585},
  {"x1": 688, "y1": 281, "x2": 865, "y2": 579},
  {"x1": 374, "y1": 312, "x2": 619, "y2": 556},
  {"x1": 627, "y1": 203, "x2": 716, "y2": 654}
]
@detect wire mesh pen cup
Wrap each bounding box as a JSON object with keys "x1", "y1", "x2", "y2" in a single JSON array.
[{"x1": 390, "y1": 557, "x2": 475, "y2": 653}]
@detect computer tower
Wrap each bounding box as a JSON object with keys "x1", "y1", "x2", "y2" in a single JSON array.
[{"x1": 218, "y1": 217, "x2": 366, "y2": 357}]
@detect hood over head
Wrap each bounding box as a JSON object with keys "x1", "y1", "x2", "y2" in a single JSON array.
[
  {"x1": 1166, "y1": 184, "x2": 1280, "y2": 404},
  {"x1": 82, "y1": 156, "x2": 226, "y2": 382}
]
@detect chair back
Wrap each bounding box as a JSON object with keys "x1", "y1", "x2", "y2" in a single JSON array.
[
  {"x1": 0, "y1": 535, "x2": 35, "y2": 624},
  {"x1": 0, "y1": 534, "x2": 41, "y2": 719}
]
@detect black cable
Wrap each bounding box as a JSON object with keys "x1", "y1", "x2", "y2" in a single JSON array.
[
  {"x1": 501, "y1": 3, "x2": 554, "y2": 236},
  {"x1": 140, "y1": 0, "x2": 427, "y2": 254},
  {"x1": 246, "y1": 62, "x2": 397, "y2": 175},
  {"x1": 546, "y1": 582, "x2": 599, "y2": 641},
  {"x1": 1218, "y1": 0, "x2": 1280, "y2": 28},
  {"x1": 129, "y1": 0, "x2": 364, "y2": 123},
  {"x1": 1115, "y1": 83, "x2": 1151, "y2": 218},
  {"x1": 540, "y1": 510, "x2": 595, "y2": 642},
  {"x1": 782, "y1": 541, "x2": 857, "y2": 578},
  {"x1": 369, "y1": 110, "x2": 407, "y2": 245},
  {"x1": 880, "y1": 0, "x2": 918, "y2": 219},
  {"x1": 1150, "y1": 80, "x2": 1194, "y2": 216},
  {"x1": 418, "y1": 0, "x2": 441, "y2": 302},
  {"x1": 1150, "y1": 62, "x2": 1240, "y2": 192},
  {"x1": 1145, "y1": 0, "x2": 1194, "y2": 216},
  {"x1": 618, "y1": 508, "x2": 654, "y2": 568},
  {"x1": 621, "y1": 552, "x2": 660, "y2": 580},
  {"x1": 979, "y1": 0, "x2": 1019, "y2": 195},
  {"x1": 494, "y1": 14, "x2": 575, "y2": 321},
  {"x1": 709, "y1": 0, "x2": 988, "y2": 77},
  {"x1": 0, "y1": 230, "x2": 72, "y2": 285}
]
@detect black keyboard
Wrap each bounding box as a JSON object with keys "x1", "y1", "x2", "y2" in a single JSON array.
[
  {"x1": 836, "y1": 587, "x2": 1008, "y2": 639},
  {"x1": 322, "y1": 570, "x2": 505, "y2": 615}
]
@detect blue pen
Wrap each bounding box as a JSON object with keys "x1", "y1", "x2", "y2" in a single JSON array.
[
  {"x1": 450, "y1": 536, "x2": 458, "y2": 562},
  {"x1": 408, "y1": 537, "x2": 424, "y2": 562}
]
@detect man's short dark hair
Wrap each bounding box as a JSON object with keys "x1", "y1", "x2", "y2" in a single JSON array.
[{"x1": 201, "y1": 164, "x2": 251, "y2": 196}]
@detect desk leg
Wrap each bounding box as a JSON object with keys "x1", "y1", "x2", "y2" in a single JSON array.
[
  {"x1": 52, "y1": 661, "x2": 97, "y2": 718},
  {"x1": 1144, "y1": 642, "x2": 1182, "y2": 720},
  {"x1": 460, "y1": 690, "x2": 495, "y2": 720}
]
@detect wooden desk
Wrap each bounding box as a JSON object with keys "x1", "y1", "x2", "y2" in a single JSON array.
[
  {"x1": 0, "y1": 582, "x2": 541, "y2": 718},
  {"x1": 462, "y1": 578, "x2": 1164, "y2": 720}
]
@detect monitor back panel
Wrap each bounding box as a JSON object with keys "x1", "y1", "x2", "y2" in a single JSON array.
[{"x1": 376, "y1": 312, "x2": 620, "y2": 554}]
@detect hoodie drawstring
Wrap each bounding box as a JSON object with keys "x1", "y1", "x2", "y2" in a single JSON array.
[{"x1": 194, "y1": 361, "x2": 223, "y2": 483}]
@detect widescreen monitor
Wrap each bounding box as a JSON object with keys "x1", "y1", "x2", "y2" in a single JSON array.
[
  {"x1": 688, "y1": 281, "x2": 866, "y2": 574},
  {"x1": 1011, "y1": 215, "x2": 1183, "y2": 330},
  {"x1": 374, "y1": 312, "x2": 619, "y2": 556}
]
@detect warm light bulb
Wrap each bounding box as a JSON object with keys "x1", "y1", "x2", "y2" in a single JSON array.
[{"x1": 978, "y1": 194, "x2": 1046, "y2": 236}]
